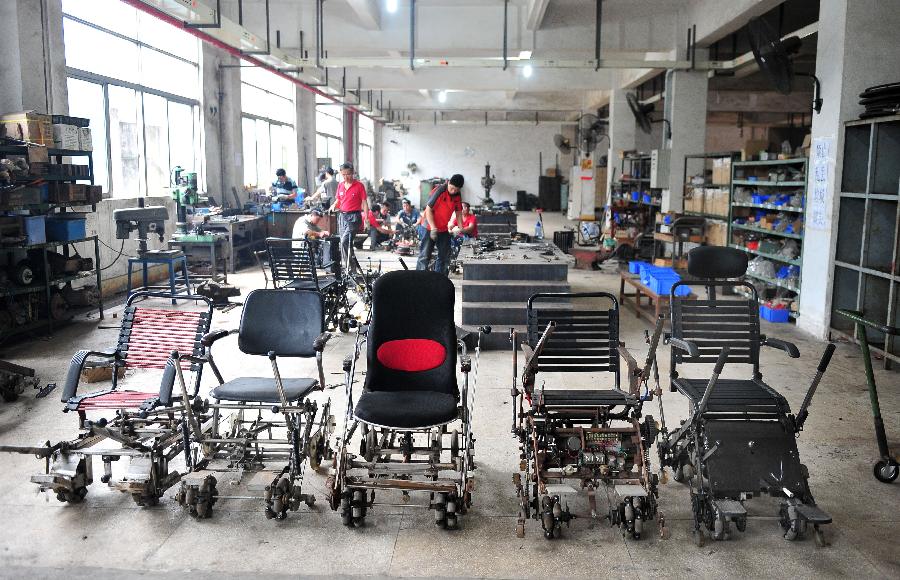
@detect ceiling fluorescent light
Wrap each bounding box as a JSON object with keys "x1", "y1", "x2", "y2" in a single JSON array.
[
  {"x1": 438, "y1": 90, "x2": 448, "y2": 103},
  {"x1": 518, "y1": 50, "x2": 532, "y2": 60},
  {"x1": 386, "y1": 0, "x2": 399, "y2": 14}
]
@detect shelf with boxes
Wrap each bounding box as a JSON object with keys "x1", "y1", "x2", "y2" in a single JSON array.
[
  {"x1": 728, "y1": 157, "x2": 808, "y2": 322},
  {"x1": 608, "y1": 154, "x2": 662, "y2": 248},
  {"x1": 0, "y1": 126, "x2": 103, "y2": 342}
]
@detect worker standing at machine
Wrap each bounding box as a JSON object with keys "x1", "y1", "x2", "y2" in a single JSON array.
[
  {"x1": 450, "y1": 201, "x2": 478, "y2": 239},
  {"x1": 329, "y1": 162, "x2": 369, "y2": 267},
  {"x1": 271, "y1": 168, "x2": 300, "y2": 205},
  {"x1": 306, "y1": 167, "x2": 338, "y2": 209},
  {"x1": 416, "y1": 174, "x2": 465, "y2": 275}
]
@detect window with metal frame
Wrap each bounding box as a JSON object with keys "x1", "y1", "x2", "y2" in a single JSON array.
[
  {"x1": 241, "y1": 67, "x2": 297, "y2": 188},
  {"x1": 61, "y1": 0, "x2": 202, "y2": 197},
  {"x1": 316, "y1": 94, "x2": 344, "y2": 170}
]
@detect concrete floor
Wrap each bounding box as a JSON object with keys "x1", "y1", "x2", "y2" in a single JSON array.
[{"x1": 0, "y1": 211, "x2": 897, "y2": 579}]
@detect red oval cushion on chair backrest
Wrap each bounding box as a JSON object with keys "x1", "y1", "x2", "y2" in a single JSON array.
[{"x1": 377, "y1": 339, "x2": 447, "y2": 372}]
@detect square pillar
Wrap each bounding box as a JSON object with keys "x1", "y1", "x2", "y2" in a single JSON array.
[
  {"x1": 606, "y1": 87, "x2": 636, "y2": 193},
  {"x1": 200, "y1": 42, "x2": 243, "y2": 203},
  {"x1": 663, "y1": 69, "x2": 708, "y2": 212}
]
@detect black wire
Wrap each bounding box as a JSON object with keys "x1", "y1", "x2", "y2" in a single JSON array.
[{"x1": 99, "y1": 238, "x2": 133, "y2": 271}]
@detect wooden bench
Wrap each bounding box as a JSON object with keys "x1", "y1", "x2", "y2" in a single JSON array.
[{"x1": 618, "y1": 268, "x2": 696, "y2": 324}]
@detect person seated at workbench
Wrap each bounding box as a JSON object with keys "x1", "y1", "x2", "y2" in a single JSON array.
[
  {"x1": 366, "y1": 203, "x2": 394, "y2": 250},
  {"x1": 449, "y1": 201, "x2": 478, "y2": 239},
  {"x1": 270, "y1": 168, "x2": 301, "y2": 205},
  {"x1": 292, "y1": 209, "x2": 331, "y2": 241}
]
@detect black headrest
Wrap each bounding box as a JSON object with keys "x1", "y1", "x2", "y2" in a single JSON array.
[
  {"x1": 239, "y1": 289, "x2": 323, "y2": 357},
  {"x1": 687, "y1": 246, "x2": 748, "y2": 279}
]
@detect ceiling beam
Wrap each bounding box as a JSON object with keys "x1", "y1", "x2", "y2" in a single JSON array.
[
  {"x1": 345, "y1": 0, "x2": 381, "y2": 30},
  {"x1": 526, "y1": 0, "x2": 551, "y2": 31}
]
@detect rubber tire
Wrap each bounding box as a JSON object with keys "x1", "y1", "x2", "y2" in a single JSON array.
[
  {"x1": 339, "y1": 317, "x2": 350, "y2": 334},
  {"x1": 873, "y1": 459, "x2": 899, "y2": 483}
]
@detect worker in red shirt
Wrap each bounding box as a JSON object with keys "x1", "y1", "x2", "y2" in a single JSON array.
[
  {"x1": 416, "y1": 174, "x2": 465, "y2": 274},
  {"x1": 450, "y1": 201, "x2": 478, "y2": 239},
  {"x1": 329, "y1": 162, "x2": 369, "y2": 267}
]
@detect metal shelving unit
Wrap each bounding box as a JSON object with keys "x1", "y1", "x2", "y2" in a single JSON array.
[
  {"x1": 0, "y1": 144, "x2": 103, "y2": 341},
  {"x1": 608, "y1": 154, "x2": 661, "y2": 246},
  {"x1": 830, "y1": 114, "x2": 900, "y2": 367},
  {"x1": 683, "y1": 152, "x2": 739, "y2": 245},
  {"x1": 728, "y1": 157, "x2": 808, "y2": 321}
]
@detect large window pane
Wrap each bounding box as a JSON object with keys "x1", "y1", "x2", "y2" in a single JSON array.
[
  {"x1": 66, "y1": 78, "x2": 109, "y2": 192},
  {"x1": 62, "y1": 0, "x2": 138, "y2": 39},
  {"x1": 63, "y1": 18, "x2": 139, "y2": 83},
  {"x1": 140, "y1": 49, "x2": 198, "y2": 98},
  {"x1": 137, "y1": 12, "x2": 199, "y2": 62},
  {"x1": 168, "y1": 102, "x2": 197, "y2": 179},
  {"x1": 243, "y1": 117, "x2": 258, "y2": 187},
  {"x1": 143, "y1": 94, "x2": 170, "y2": 196},
  {"x1": 255, "y1": 119, "x2": 272, "y2": 188},
  {"x1": 359, "y1": 144, "x2": 373, "y2": 182},
  {"x1": 108, "y1": 85, "x2": 143, "y2": 197}
]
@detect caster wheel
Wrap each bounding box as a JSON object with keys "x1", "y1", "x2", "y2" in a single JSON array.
[
  {"x1": 543, "y1": 529, "x2": 554, "y2": 540},
  {"x1": 814, "y1": 526, "x2": 829, "y2": 547},
  {"x1": 672, "y1": 464, "x2": 685, "y2": 483},
  {"x1": 446, "y1": 515, "x2": 458, "y2": 530},
  {"x1": 515, "y1": 523, "x2": 525, "y2": 538},
  {"x1": 339, "y1": 317, "x2": 351, "y2": 333},
  {"x1": 735, "y1": 515, "x2": 747, "y2": 533},
  {"x1": 873, "y1": 459, "x2": 899, "y2": 483},
  {"x1": 659, "y1": 526, "x2": 671, "y2": 540},
  {"x1": 353, "y1": 516, "x2": 365, "y2": 527}
]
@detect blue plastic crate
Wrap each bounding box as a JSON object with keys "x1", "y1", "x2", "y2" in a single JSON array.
[
  {"x1": 646, "y1": 273, "x2": 691, "y2": 297},
  {"x1": 24, "y1": 216, "x2": 46, "y2": 245},
  {"x1": 752, "y1": 194, "x2": 771, "y2": 204},
  {"x1": 628, "y1": 260, "x2": 649, "y2": 274},
  {"x1": 45, "y1": 217, "x2": 86, "y2": 242},
  {"x1": 760, "y1": 304, "x2": 790, "y2": 323},
  {"x1": 638, "y1": 264, "x2": 664, "y2": 284},
  {"x1": 630, "y1": 191, "x2": 640, "y2": 201},
  {"x1": 642, "y1": 194, "x2": 652, "y2": 204}
]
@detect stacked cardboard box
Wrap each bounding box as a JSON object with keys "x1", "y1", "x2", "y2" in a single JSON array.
[
  {"x1": 0, "y1": 111, "x2": 53, "y2": 146},
  {"x1": 705, "y1": 220, "x2": 728, "y2": 246},
  {"x1": 711, "y1": 158, "x2": 732, "y2": 184}
]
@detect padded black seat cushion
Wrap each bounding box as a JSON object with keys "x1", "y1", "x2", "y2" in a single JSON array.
[
  {"x1": 354, "y1": 390, "x2": 458, "y2": 429},
  {"x1": 672, "y1": 377, "x2": 787, "y2": 414},
  {"x1": 539, "y1": 389, "x2": 634, "y2": 407},
  {"x1": 211, "y1": 377, "x2": 318, "y2": 403}
]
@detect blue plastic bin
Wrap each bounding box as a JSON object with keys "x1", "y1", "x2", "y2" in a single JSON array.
[
  {"x1": 642, "y1": 194, "x2": 652, "y2": 204},
  {"x1": 45, "y1": 217, "x2": 86, "y2": 242},
  {"x1": 751, "y1": 194, "x2": 770, "y2": 204},
  {"x1": 646, "y1": 272, "x2": 691, "y2": 297},
  {"x1": 760, "y1": 304, "x2": 790, "y2": 323},
  {"x1": 631, "y1": 191, "x2": 640, "y2": 201},
  {"x1": 24, "y1": 216, "x2": 46, "y2": 245},
  {"x1": 628, "y1": 260, "x2": 649, "y2": 274},
  {"x1": 638, "y1": 264, "x2": 664, "y2": 284}
]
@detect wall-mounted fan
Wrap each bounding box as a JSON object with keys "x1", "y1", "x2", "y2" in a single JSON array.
[
  {"x1": 626, "y1": 92, "x2": 671, "y2": 139},
  {"x1": 746, "y1": 17, "x2": 822, "y2": 113},
  {"x1": 575, "y1": 113, "x2": 609, "y2": 155},
  {"x1": 553, "y1": 134, "x2": 573, "y2": 155}
]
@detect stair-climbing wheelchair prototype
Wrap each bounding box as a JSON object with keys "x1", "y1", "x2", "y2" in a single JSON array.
[
  {"x1": 172, "y1": 288, "x2": 334, "y2": 520},
  {"x1": 511, "y1": 292, "x2": 666, "y2": 540},
  {"x1": 655, "y1": 246, "x2": 836, "y2": 546},
  {"x1": 265, "y1": 237, "x2": 354, "y2": 332},
  {"x1": 0, "y1": 292, "x2": 214, "y2": 507},
  {"x1": 327, "y1": 270, "x2": 488, "y2": 529}
]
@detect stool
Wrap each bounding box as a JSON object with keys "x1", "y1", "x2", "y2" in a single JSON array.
[{"x1": 127, "y1": 252, "x2": 191, "y2": 304}]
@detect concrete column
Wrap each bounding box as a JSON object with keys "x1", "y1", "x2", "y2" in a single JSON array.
[
  {"x1": 0, "y1": 0, "x2": 67, "y2": 115},
  {"x1": 798, "y1": 0, "x2": 900, "y2": 339},
  {"x1": 663, "y1": 69, "x2": 709, "y2": 212},
  {"x1": 200, "y1": 43, "x2": 242, "y2": 204},
  {"x1": 605, "y1": 87, "x2": 636, "y2": 193},
  {"x1": 296, "y1": 86, "x2": 317, "y2": 191}
]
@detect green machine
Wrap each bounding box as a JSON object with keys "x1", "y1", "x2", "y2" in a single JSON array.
[{"x1": 171, "y1": 166, "x2": 199, "y2": 230}]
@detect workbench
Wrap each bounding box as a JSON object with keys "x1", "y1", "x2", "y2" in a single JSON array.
[
  {"x1": 618, "y1": 268, "x2": 696, "y2": 324},
  {"x1": 168, "y1": 236, "x2": 228, "y2": 282},
  {"x1": 203, "y1": 215, "x2": 267, "y2": 273}
]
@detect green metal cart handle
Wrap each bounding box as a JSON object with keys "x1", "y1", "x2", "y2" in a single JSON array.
[{"x1": 836, "y1": 309, "x2": 900, "y2": 335}]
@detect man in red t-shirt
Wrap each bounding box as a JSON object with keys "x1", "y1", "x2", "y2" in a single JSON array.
[
  {"x1": 328, "y1": 162, "x2": 369, "y2": 266},
  {"x1": 450, "y1": 201, "x2": 478, "y2": 239},
  {"x1": 416, "y1": 174, "x2": 464, "y2": 274},
  {"x1": 366, "y1": 203, "x2": 393, "y2": 250}
]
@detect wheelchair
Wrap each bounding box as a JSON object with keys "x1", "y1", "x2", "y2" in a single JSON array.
[
  {"x1": 0, "y1": 292, "x2": 214, "y2": 507},
  {"x1": 327, "y1": 270, "x2": 488, "y2": 529},
  {"x1": 172, "y1": 289, "x2": 335, "y2": 520},
  {"x1": 655, "y1": 246, "x2": 836, "y2": 546},
  {"x1": 511, "y1": 292, "x2": 666, "y2": 540},
  {"x1": 265, "y1": 237, "x2": 354, "y2": 333}
]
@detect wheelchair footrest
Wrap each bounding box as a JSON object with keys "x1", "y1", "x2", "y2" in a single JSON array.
[
  {"x1": 544, "y1": 484, "x2": 580, "y2": 494},
  {"x1": 795, "y1": 503, "x2": 831, "y2": 524},
  {"x1": 713, "y1": 499, "x2": 747, "y2": 518},
  {"x1": 614, "y1": 484, "x2": 648, "y2": 498}
]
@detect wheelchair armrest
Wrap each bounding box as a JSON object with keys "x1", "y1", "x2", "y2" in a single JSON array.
[
  {"x1": 668, "y1": 338, "x2": 700, "y2": 358},
  {"x1": 62, "y1": 349, "x2": 120, "y2": 403},
  {"x1": 314, "y1": 332, "x2": 332, "y2": 352},
  {"x1": 201, "y1": 329, "x2": 233, "y2": 348},
  {"x1": 617, "y1": 344, "x2": 642, "y2": 395},
  {"x1": 520, "y1": 343, "x2": 535, "y2": 361},
  {"x1": 761, "y1": 336, "x2": 800, "y2": 358}
]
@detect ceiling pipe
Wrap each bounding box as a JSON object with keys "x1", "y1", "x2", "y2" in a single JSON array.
[
  {"x1": 120, "y1": 0, "x2": 378, "y2": 120},
  {"x1": 502, "y1": 0, "x2": 508, "y2": 71},
  {"x1": 410, "y1": 0, "x2": 416, "y2": 71},
  {"x1": 595, "y1": 0, "x2": 602, "y2": 71}
]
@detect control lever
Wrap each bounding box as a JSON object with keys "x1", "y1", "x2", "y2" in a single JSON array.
[{"x1": 795, "y1": 343, "x2": 836, "y2": 431}]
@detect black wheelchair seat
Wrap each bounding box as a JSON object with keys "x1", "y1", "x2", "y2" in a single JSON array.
[
  {"x1": 671, "y1": 377, "x2": 788, "y2": 417},
  {"x1": 211, "y1": 377, "x2": 318, "y2": 404},
  {"x1": 286, "y1": 276, "x2": 337, "y2": 291},
  {"x1": 538, "y1": 389, "x2": 635, "y2": 407},
  {"x1": 354, "y1": 390, "x2": 458, "y2": 429}
]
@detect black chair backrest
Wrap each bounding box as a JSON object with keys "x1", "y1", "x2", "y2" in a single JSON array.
[
  {"x1": 671, "y1": 246, "x2": 759, "y2": 371},
  {"x1": 364, "y1": 270, "x2": 457, "y2": 396},
  {"x1": 526, "y1": 292, "x2": 620, "y2": 383},
  {"x1": 238, "y1": 289, "x2": 324, "y2": 358},
  {"x1": 266, "y1": 238, "x2": 319, "y2": 289}
]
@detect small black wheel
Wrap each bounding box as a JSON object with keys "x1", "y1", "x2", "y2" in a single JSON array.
[
  {"x1": 735, "y1": 515, "x2": 747, "y2": 532},
  {"x1": 873, "y1": 459, "x2": 899, "y2": 483},
  {"x1": 339, "y1": 317, "x2": 351, "y2": 333},
  {"x1": 1, "y1": 389, "x2": 18, "y2": 403},
  {"x1": 446, "y1": 514, "x2": 458, "y2": 530}
]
